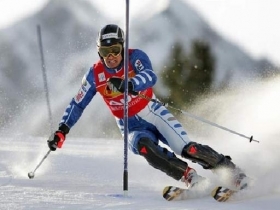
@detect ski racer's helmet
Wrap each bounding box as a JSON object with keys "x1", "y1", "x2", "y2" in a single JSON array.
[{"x1": 97, "y1": 24, "x2": 124, "y2": 47}]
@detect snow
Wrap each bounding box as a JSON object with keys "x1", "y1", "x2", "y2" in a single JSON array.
[
  {"x1": 1, "y1": 77, "x2": 280, "y2": 209},
  {"x1": 1, "y1": 137, "x2": 280, "y2": 209}
]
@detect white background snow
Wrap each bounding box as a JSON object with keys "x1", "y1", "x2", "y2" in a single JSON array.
[{"x1": 1, "y1": 76, "x2": 280, "y2": 209}]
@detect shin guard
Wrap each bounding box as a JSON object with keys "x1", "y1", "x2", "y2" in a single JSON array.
[
  {"x1": 137, "y1": 137, "x2": 188, "y2": 180},
  {"x1": 181, "y1": 142, "x2": 235, "y2": 169}
]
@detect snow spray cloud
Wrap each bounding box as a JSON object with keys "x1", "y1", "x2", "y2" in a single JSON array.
[{"x1": 182, "y1": 76, "x2": 280, "y2": 193}]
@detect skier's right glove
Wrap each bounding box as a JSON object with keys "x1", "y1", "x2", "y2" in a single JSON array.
[{"x1": 47, "y1": 124, "x2": 69, "y2": 151}]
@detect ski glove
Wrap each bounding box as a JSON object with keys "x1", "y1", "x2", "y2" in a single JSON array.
[
  {"x1": 47, "y1": 124, "x2": 69, "y2": 151},
  {"x1": 47, "y1": 131, "x2": 66, "y2": 151},
  {"x1": 107, "y1": 77, "x2": 138, "y2": 95}
]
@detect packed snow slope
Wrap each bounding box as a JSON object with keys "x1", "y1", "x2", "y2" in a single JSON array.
[{"x1": 0, "y1": 76, "x2": 280, "y2": 209}]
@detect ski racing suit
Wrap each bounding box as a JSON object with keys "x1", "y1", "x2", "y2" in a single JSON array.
[{"x1": 59, "y1": 49, "x2": 238, "y2": 181}]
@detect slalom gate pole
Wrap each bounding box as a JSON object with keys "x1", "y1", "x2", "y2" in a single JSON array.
[
  {"x1": 37, "y1": 25, "x2": 53, "y2": 133},
  {"x1": 138, "y1": 94, "x2": 259, "y2": 143},
  {"x1": 123, "y1": 0, "x2": 130, "y2": 196}
]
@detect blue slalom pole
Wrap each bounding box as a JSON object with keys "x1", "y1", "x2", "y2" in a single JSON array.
[{"x1": 123, "y1": 0, "x2": 130, "y2": 196}]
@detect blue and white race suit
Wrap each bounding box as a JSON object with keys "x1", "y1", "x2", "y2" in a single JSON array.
[{"x1": 60, "y1": 49, "x2": 191, "y2": 156}]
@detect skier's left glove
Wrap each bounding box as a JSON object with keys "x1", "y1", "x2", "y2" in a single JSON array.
[
  {"x1": 47, "y1": 124, "x2": 69, "y2": 151},
  {"x1": 108, "y1": 77, "x2": 138, "y2": 95}
]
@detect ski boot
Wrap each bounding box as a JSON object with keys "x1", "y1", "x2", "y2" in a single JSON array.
[{"x1": 181, "y1": 167, "x2": 205, "y2": 188}]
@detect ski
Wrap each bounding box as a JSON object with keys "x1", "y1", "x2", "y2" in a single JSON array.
[
  {"x1": 211, "y1": 186, "x2": 236, "y2": 202},
  {"x1": 162, "y1": 186, "x2": 185, "y2": 201},
  {"x1": 163, "y1": 184, "x2": 247, "y2": 202},
  {"x1": 163, "y1": 172, "x2": 249, "y2": 202},
  {"x1": 211, "y1": 182, "x2": 248, "y2": 202},
  {"x1": 162, "y1": 185, "x2": 210, "y2": 201}
]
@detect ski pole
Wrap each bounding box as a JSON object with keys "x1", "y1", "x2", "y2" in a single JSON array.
[
  {"x1": 37, "y1": 25, "x2": 53, "y2": 133},
  {"x1": 28, "y1": 149, "x2": 51, "y2": 179},
  {"x1": 138, "y1": 94, "x2": 259, "y2": 143}
]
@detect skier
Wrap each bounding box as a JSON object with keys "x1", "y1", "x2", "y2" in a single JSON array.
[{"x1": 47, "y1": 24, "x2": 247, "y2": 190}]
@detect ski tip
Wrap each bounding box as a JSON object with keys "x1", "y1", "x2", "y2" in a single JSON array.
[
  {"x1": 163, "y1": 186, "x2": 172, "y2": 195},
  {"x1": 211, "y1": 186, "x2": 235, "y2": 202},
  {"x1": 162, "y1": 186, "x2": 172, "y2": 201},
  {"x1": 162, "y1": 186, "x2": 184, "y2": 201},
  {"x1": 211, "y1": 186, "x2": 221, "y2": 197}
]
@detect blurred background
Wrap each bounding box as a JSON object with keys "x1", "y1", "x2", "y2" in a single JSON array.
[{"x1": 0, "y1": 0, "x2": 279, "y2": 140}]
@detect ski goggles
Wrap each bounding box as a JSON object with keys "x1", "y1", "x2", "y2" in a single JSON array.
[{"x1": 98, "y1": 43, "x2": 123, "y2": 58}]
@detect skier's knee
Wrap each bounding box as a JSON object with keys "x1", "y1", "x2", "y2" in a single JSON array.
[
  {"x1": 137, "y1": 137, "x2": 155, "y2": 154},
  {"x1": 137, "y1": 137, "x2": 170, "y2": 160},
  {"x1": 181, "y1": 142, "x2": 235, "y2": 169}
]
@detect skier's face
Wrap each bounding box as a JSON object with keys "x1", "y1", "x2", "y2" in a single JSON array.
[
  {"x1": 99, "y1": 43, "x2": 123, "y2": 69},
  {"x1": 102, "y1": 52, "x2": 123, "y2": 69}
]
